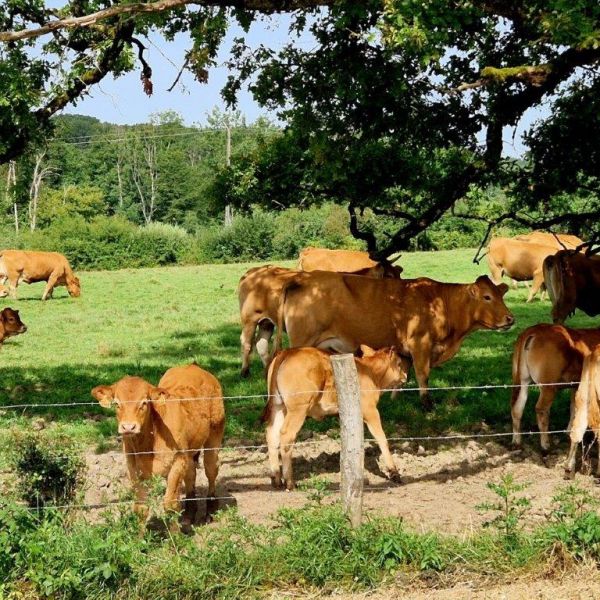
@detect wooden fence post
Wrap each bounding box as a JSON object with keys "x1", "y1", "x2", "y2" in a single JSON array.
[{"x1": 331, "y1": 353, "x2": 364, "y2": 528}]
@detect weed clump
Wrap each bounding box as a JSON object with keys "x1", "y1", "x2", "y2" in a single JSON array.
[{"x1": 8, "y1": 429, "x2": 86, "y2": 508}]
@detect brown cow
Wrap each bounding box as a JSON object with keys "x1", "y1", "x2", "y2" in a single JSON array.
[
  {"x1": 564, "y1": 348, "x2": 600, "y2": 479},
  {"x1": 92, "y1": 364, "x2": 225, "y2": 526},
  {"x1": 238, "y1": 262, "x2": 403, "y2": 378},
  {"x1": 487, "y1": 238, "x2": 556, "y2": 302},
  {"x1": 264, "y1": 345, "x2": 411, "y2": 489},
  {"x1": 515, "y1": 231, "x2": 584, "y2": 251},
  {"x1": 274, "y1": 272, "x2": 513, "y2": 410},
  {"x1": 298, "y1": 247, "x2": 403, "y2": 278},
  {"x1": 0, "y1": 250, "x2": 81, "y2": 300},
  {"x1": 543, "y1": 250, "x2": 600, "y2": 324},
  {"x1": 510, "y1": 324, "x2": 600, "y2": 455},
  {"x1": 0, "y1": 307, "x2": 27, "y2": 345}
]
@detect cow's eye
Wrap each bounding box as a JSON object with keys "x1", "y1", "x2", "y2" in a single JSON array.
[{"x1": 484, "y1": 294, "x2": 492, "y2": 301}]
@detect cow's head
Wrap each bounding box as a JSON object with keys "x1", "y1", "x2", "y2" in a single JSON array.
[
  {"x1": 360, "y1": 345, "x2": 411, "y2": 389},
  {"x1": 0, "y1": 307, "x2": 27, "y2": 338},
  {"x1": 467, "y1": 275, "x2": 514, "y2": 330},
  {"x1": 380, "y1": 261, "x2": 404, "y2": 279},
  {"x1": 67, "y1": 275, "x2": 81, "y2": 297},
  {"x1": 0, "y1": 285, "x2": 8, "y2": 298},
  {"x1": 547, "y1": 251, "x2": 577, "y2": 324},
  {"x1": 92, "y1": 376, "x2": 168, "y2": 436}
]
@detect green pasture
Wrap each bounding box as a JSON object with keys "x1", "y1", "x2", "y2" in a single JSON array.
[{"x1": 0, "y1": 248, "x2": 597, "y2": 448}]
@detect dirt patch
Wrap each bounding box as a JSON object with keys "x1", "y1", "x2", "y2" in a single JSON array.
[{"x1": 84, "y1": 435, "x2": 600, "y2": 532}]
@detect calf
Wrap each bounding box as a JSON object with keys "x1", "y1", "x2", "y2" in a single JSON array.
[
  {"x1": 0, "y1": 307, "x2": 27, "y2": 345},
  {"x1": 0, "y1": 250, "x2": 81, "y2": 300},
  {"x1": 263, "y1": 346, "x2": 411, "y2": 489},
  {"x1": 92, "y1": 364, "x2": 225, "y2": 525},
  {"x1": 564, "y1": 348, "x2": 600, "y2": 479},
  {"x1": 511, "y1": 324, "x2": 600, "y2": 455}
]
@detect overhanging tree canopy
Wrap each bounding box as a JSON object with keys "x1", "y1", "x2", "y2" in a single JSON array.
[{"x1": 1, "y1": 0, "x2": 599, "y2": 256}]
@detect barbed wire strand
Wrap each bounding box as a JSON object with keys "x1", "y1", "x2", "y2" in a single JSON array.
[{"x1": 0, "y1": 380, "x2": 581, "y2": 411}]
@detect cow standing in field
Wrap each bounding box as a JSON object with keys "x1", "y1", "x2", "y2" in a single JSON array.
[
  {"x1": 264, "y1": 346, "x2": 411, "y2": 489},
  {"x1": 543, "y1": 250, "x2": 600, "y2": 323},
  {"x1": 487, "y1": 237, "x2": 556, "y2": 302},
  {"x1": 92, "y1": 364, "x2": 225, "y2": 527},
  {"x1": 0, "y1": 307, "x2": 27, "y2": 345},
  {"x1": 238, "y1": 261, "x2": 403, "y2": 378},
  {"x1": 564, "y1": 348, "x2": 600, "y2": 479},
  {"x1": 274, "y1": 272, "x2": 513, "y2": 410},
  {"x1": 511, "y1": 324, "x2": 600, "y2": 455},
  {"x1": 0, "y1": 250, "x2": 81, "y2": 300},
  {"x1": 515, "y1": 231, "x2": 585, "y2": 251},
  {"x1": 298, "y1": 247, "x2": 403, "y2": 278}
]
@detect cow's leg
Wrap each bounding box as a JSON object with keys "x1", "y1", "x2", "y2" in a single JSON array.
[
  {"x1": 256, "y1": 320, "x2": 275, "y2": 366},
  {"x1": 565, "y1": 393, "x2": 588, "y2": 479},
  {"x1": 535, "y1": 387, "x2": 558, "y2": 457},
  {"x1": 41, "y1": 271, "x2": 60, "y2": 301},
  {"x1": 265, "y1": 401, "x2": 286, "y2": 488},
  {"x1": 526, "y1": 271, "x2": 544, "y2": 303},
  {"x1": 181, "y1": 456, "x2": 197, "y2": 529},
  {"x1": 411, "y1": 351, "x2": 433, "y2": 410},
  {"x1": 6, "y1": 273, "x2": 18, "y2": 299},
  {"x1": 164, "y1": 455, "x2": 187, "y2": 513},
  {"x1": 279, "y1": 409, "x2": 307, "y2": 491},
  {"x1": 203, "y1": 419, "x2": 225, "y2": 521},
  {"x1": 511, "y1": 381, "x2": 529, "y2": 448},
  {"x1": 240, "y1": 320, "x2": 257, "y2": 378},
  {"x1": 125, "y1": 458, "x2": 148, "y2": 519},
  {"x1": 363, "y1": 401, "x2": 400, "y2": 481}
]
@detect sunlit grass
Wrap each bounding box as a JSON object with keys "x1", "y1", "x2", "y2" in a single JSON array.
[{"x1": 0, "y1": 248, "x2": 596, "y2": 446}]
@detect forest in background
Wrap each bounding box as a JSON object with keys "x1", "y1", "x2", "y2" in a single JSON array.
[{"x1": 1, "y1": 109, "x2": 531, "y2": 270}]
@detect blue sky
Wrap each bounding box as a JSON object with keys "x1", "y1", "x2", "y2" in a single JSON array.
[
  {"x1": 64, "y1": 14, "x2": 314, "y2": 127},
  {"x1": 62, "y1": 13, "x2": 546, "y2": 156}
]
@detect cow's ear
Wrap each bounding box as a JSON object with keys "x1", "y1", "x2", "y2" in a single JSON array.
[
  {"x1": 360, "y1": 344, "x2": 376, "y2": 357},
  {"x1": 92, "y1": 385, "x2": 114, "y2": 408},
  {"x1": 468, "y1": 283, "x2": 478, "y2": 298},
  {"x1": 149, "y1": 386, "x2": 169, "y2": 407},
  {"x1": 497, "y1": 282, "x2": 509, "y2": 296}
]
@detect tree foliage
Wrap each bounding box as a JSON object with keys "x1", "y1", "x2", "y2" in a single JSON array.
[{"x1": 1, "y1": 0, "x2": 600, "y2": 255}]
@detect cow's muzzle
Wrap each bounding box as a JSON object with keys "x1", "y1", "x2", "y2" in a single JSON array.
[
  {"x1": 119, "y1": 422, "x2": 141, "y2": 435},
  {"x1": 498, "y1": 315, "x2": 515, "y2": 330}
]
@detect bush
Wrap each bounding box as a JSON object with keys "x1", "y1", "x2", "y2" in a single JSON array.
[{"x1": 8, "y1": 430, "x2": 86, "y2": 508}]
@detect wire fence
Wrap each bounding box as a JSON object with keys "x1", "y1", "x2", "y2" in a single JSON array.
[
  {"x1": 0, "y1": 380, "x2": 581, "y2": 515},
  {"x1": 0, "y1": 380, "x2": 581, "y2": 411}
]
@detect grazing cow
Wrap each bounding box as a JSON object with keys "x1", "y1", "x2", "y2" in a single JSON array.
[
  {"x1": 298, "y1": 247, "x2": 403, "y2": 279},
  {"x1": 0, "y1": 307, "x2": 27, "y2": 345},
  {"x1": 515, "y1": 231, "x2": 585, "y2": 251},
  {"x1": 564, "y1": 348, "x2": 600, "y2": 479},
  {"x1": 264, "y1": 345, "x2": 411, "y2": 489},
  {"x1": 274, "y1": 272, "x2": 513, "y2": 410},
  {"x1": 92, "y1": 364, "x2": 225, "y2": 526},
  {"x1": 238, "y1": 262, "x2": 403, "y2": 378},
  {"x1": 511, "y1": 324, "x2": 600, "y2": 455},
  {"x1": 543, "y1": 250, "x2": 600, "y2": 324},
  {"x1": 0, "y1": 250, "x2": 81, "y2": 300},
  {"x1": 238, "y1": 265, "x2": 299, "y2": 378},
  {"x1": 487, "y1": 238, "x2": 556, "y2": 302}
]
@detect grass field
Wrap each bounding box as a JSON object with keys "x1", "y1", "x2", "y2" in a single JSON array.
[{"x1": 1, "y1": 247, "x2": 597, "y2": 448}]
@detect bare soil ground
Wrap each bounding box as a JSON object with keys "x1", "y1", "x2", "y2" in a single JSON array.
[{"x1": 85, "y1": 434, "x2": 600, "y2": 533}]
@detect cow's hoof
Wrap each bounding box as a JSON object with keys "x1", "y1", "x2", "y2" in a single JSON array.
[
  {"x1": 285, "y1": 481, "x2": 296, "y2": 492},
  {"x1": 594, "y1": 478, "x2": 600, "y2": 486},
  {"x1": 388, "y1": 471, "x2": 403, "y2": 485},
  {"x1": 240, "y1": 368, "x2": 250, "y2": 379},
  {"x1": 271, "y1": 476, "x2": 283, "y2": 489},
  {"x1": 564, "y1": 469, "x2": 575, "y2": 480}
]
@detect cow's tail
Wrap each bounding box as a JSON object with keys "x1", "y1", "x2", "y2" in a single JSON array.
[
  {"x1": 261, "y1": 351, "x2": 285, "y2": 423},
  {"x1": 271, "y1": 278, "x2": 298, "y2": 363}
]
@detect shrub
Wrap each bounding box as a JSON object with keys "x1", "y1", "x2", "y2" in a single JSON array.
[{"x1": 8, "y1": 430, "x2": 86, "y2": 508}]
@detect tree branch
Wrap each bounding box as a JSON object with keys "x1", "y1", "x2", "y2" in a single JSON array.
[
  {"x1": 348, "y1": 204, "x2": 377, "y2": 254},
  {"x1": 0, "y1": 0, "x2": 331, "y2": 43}
]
